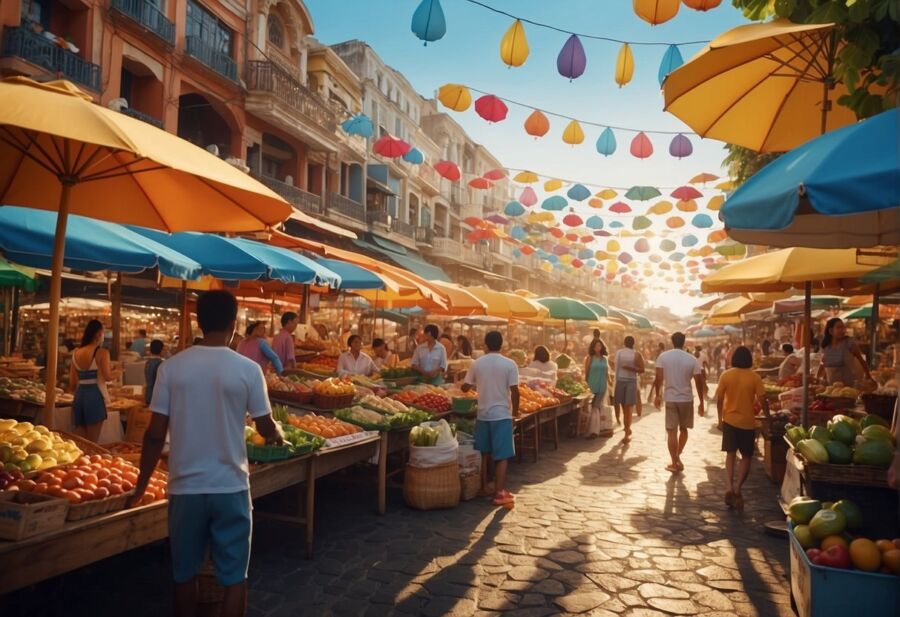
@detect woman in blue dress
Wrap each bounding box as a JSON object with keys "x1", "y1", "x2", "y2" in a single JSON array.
[
  {"x1": 69, "y1": 320, "x2": 118, "y2": 442},
  {"x1": 583, "y1": 338, "x2": 610, "y2": 438}
]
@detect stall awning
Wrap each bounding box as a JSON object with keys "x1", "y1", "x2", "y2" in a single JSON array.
[
  {"x1": 352, "y1": 239, "x2": 452, "y2": 283},
  {"x1": 369, "y1": 234, "x2": 408, "y2": 255},
  {"x1": 457, "y1": 263, "x2": 514, "y2": 282},
  {"x1": 288, "y1": 210, "x2": 356, "y2": 240}
]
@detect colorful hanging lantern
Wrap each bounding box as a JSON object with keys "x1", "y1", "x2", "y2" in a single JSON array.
[
  {"x1": 437, "y1": 84, "x2": 471, "y2": 112},
  {"x1": 609, "y1": 201, "x2": 631, "y2": 213},
  {"x1": 411, "y1": 0, "x2": 446, "y2": 45},
  {"x1": 500, "y1": 19, "x2": 529, "y2": 67},
  {"x1": 715, "y1": 180, "x2": 735, "y2": 191},
  {"x1": 580, "y1": 237, "x2": 594, "y2": 245},
  {"x1": 618, "y1": 252, "x2": 633, "y2": 264},
  {"x1": 671, "y1": 185, "x2": 703, "y2": 200},
  {"x1": 562, "y1": 120, "x2": 585, "y2": 145},
  {"x1": 510, "y1": 226, "x2": 526, "y2": 239},
  {"x1": 659, "y1": 262, "x2": 671, "y2": 271},
  {"x1": 649, "y1": 254, "x2": 662, "y2": 263},
  {"x1": 468, "y1": 177, "x2": 493, "y2": 189},
  {"x1": 585, "y1": 215, "x2": 604, "y2": 230},
  {"x1": 513, "y1": 170, "x2": 539, "y2": 183},
  {"x1": 707, "y1": 195, "x2": 724, "y2": 211},
  {"x1": 660, "y1": 239, "x2": 677, "y2": 251},
  {"x1": 565, "y1": 233, "x2": 579, "y2": 242},
  {"x1": 615, "y1": 44, "x2": 635, "y2": 87},
  {"x1": 635, "y1": 238, "x2": 650, "y2": 252},
  {"x1": 571, "y1": 258, "x2": 584, "y2": 268},
  {"x1": 341, "y1": 114, "x2": 374, "y2": 138},
  {"x1": 588, "y1": 198, "x2": 604, "y2": 209},
  {"x1": 548, "y1": 227, "x2": 565, "y2": 239},
  {"x1": 596, "y1": 128, "x2": 617, "y2": 156},
  {"x1": 520, "y1": 244, "x2": 535, "y2": 255},
  {"x1": 567, "y1": 184, "x2": 591, "y2": 201},
  {"x1": 670, "y1": 252, "x2": 686, "y2": 262},
  {"x1": 669, "y1": 134, "x2": 693, "y2": 158},
  {"x1": 692, "y1": 213, "x2": 714, "y2": 228},
  {"x1": 552, "y1": 244, "x2": 570, "y2": 256},
  {"x1": 595, "y1": 188, "x2": 618, "y2": 199},
  {"x1": 666, "y1": 216, "x2": 685, "y2": 229},
  {"x1": 625, "y1": 185, "x2": 661, "y2": 201},
  {"x1": 523, "y1": 110, "x2": 550, "y2": 138},
  {"x1": 483, "y1": 168, "x2": 507, "y2": 181},
  {"x1": 683, "y1": 0, "x2": 723, "y2": 11},
  {"x1": 633, "y1": 0, "x2": 680, "y2": 24},
  {"x1": 610, "y1": 221, "x2": 624, "y2": 228},
  {"x1": 595, "y1": 250, "x2": 610, "y2": 259},
  {"x1": 630, "y1": 132, "x2": 653, "y2": 159},
  {"x1": 682, "y1": 234, "x2": 698, "y2": 247},
  {"x1": 633, "y1": 215, "x2": 652, "y2": 230},
  {"x1": 608, "y1": 240, "x2": 621, "y2": 252},
  {"x1": 402, "y1": 147, "x2": 424, "y2": 164},
  {"x1": 434, "y1": 160, "x2": 460, "y2": 181},
  {"x1": 504, "y1": 201, "x2": 526, "y2": 217},
  {"x1": 541, "y1": 195, "x2": 568, "y2": 211},
  {"x1": 648, "y1": 200, "x2": 673, "y2": 215},
  {"x1": 519, "y1": 186, "x2": 538, "y2": 206},
  {"x1": 475, "y1": 95, "x2": 508, "y2": 122},
  {"x1": 676, "y1": 199, "x2": 697, "y2": 212},
  {"x1": 373, "y1": 134, "x2": 411, "y2": 158},
  {"x1": 690, "y1": 172, "x2": 719, "y2": 184},
  {"x1": 544, "y1": 179, "x2": 563, "y2": 192},
  {"x1": 557, "y1": 34, "x2": 587, "y2": 80},
  {"x1": 657, "y1": 44, "x2": 684, "y2": 86},
  {"x1": 563, "y1": 213, "x2": 584, "y2": 227}
]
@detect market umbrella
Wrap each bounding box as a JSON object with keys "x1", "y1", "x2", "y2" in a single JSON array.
[
  {"x1": 0, "y1": 257, "x2": 38, "y2": 292},
  {"x1": 705, "y1": 296, "x2": 768, "y2": 325},
  {"x1": 772, "y1": 295, "x2": 843, "y2": 315},
  {"x1": 537, "y1": 296, "x2": 600, "y2": 345},
  {"x1": 464, "y1": 287, "x2": 548, "y2": 319},
  {"x1": 373, "y1": 134, "x2": 411, "y2": 158},
  {"x1": 720, "y1": 109, "x2": 900, "y2": 249},
  {"x1": 663, "y1": 21, "x2": 859, "y2": 152},
  {"x1": 340, "y1": 114, "x2": 374, "y2": 138},
  {"x1": 0, "y1": 77, "x2": 290, "y2": 421},
  {"x1": 625, "y1": 186, "x2": 661, "y2": 201}
]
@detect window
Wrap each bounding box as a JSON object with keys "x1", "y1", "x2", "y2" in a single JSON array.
[
  {"x1": 394, "y1": 116, "x2": 402, "y2": 138},
  {"x1": 267, "y1": 14, "x2": 284, "y2": 49},
  {"x1": 186, "y1": 0, "x2": 232, "y2": 55}
]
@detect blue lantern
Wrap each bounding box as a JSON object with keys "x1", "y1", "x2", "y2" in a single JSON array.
[{"x1": 411, "y1": 0, "x2": 446, "y2": 45}]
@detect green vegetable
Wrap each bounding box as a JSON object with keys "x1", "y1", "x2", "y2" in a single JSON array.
[
  {"x1": 809, "y1": 508, "x2": 846, "y2": 539},
  {"x1": 831, "y1": 499, "x2": 862, "y2": 532},
  {"x1": 555, "y1": 353, "x2": 573, "y2": 369},
  {"x1": 796, "y1": 439, "x2": 829, "y2": 464},
  {"x1": 852, "y1": 439, "x2": 893, "y2": 467},
  {"x1": 824, "y1": 441, "x2": 852, "y2": 465},
  {"x1": 860, "y1": 414, "x2": 888, "y2": 429},
  {"x1": 809, "y1": 425, "x2": 831, "y2": 444},
  {"x1": 826, "y1": 419, "x2": 857, "y2": 446},
  {"x1": 860, "y1": 425, "x2": 894, "y2": 445},
  {"x1": 788, "y1": 497, "x2": 822, "y2": 525}
]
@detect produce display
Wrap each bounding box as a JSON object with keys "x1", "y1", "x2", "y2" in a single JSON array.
[
  {"x1": 359, "y1": 394, "x2": 410, "y2": 414},
  {"x1": 556, "y1": 375, "x2": 589, "y2": 397},
  {"x1": 280, "y1": 423, "x2": 325, "y2": 453},
  {"x1": 0, "y1": 377, "x2": 73, "y2": 406},
  {"x1": 313, "y1": 377, "x2": 356, "y2": 397},
  {"x1": 335, "y1": 406, "x2": 390, "y2": 430},
  {"x1": 761, "y1": 410, "x2": 798, "y2": 436},
  {"x1": 788, "y1": 496, "x2": 900, "y2": 575},
  {"x1": 818, "y1": 383, "x2": 860, "y2": 400},
  {"x1": 454, "y1": 417, "x2": 475, "y2": 436},
  {"x1": 379, "y1": 367, "x2": 416, "y2": 380},
  {"x1": 409, "y1": 425, "x2": 440, "y2": 446},
  {"x1": 507, "y1": 349, "x2": 527, "y2": 367},
  {"x1": 267, "y1": 373, "x2": 313, "y2": 395},
  {"x1": 518, "y1": 384, "x2": 559, "y2": 413},
  {"x1": 105, "y1": 442, "x2": 142, "y2": 457},
  {"x1": 555, "y1": 353, "x2": 573, "y2": 369},
  {"x1": 390, "y1": 390, "x2": 419, "y2": 406},
  {"x1": 285, "y1": 413, "x2": 361, "y2": 438},
  {"x1": 410, "y1": 392, "x2": 451, "y2": 414},
  {"x1": 0, "y1": 420, "x2": 83, "y2": 473},
  {"x1": 785, "y1": 414, "x2": 895, "y2": 468}
]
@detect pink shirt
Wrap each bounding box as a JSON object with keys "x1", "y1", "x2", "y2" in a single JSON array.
[{"x1": 272, "y1": 329, "x2": 296, "y2": 369}]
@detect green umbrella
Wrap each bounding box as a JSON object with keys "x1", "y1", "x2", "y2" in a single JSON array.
[
  {"x1": 538, "y1": 297, "x2": 601, "y2": 346},
  {"x1": 840, "y1": 305, "x2": 895, "y2": 320},
  {"x1": 860, "y1": 259, "x2": 899, "y2": 284},
  {"x1": 0, "y1": 257, "x2": 38, "y2": 292},
  {"x1": 584, "y1": 301, "x2": 608, "y2": 317},
  {"x1": 625, "y1": 186, "x2": 662, "y2": 201},
  {"x1": 616, "y1": 308, "x2": 654, "y2": 329}
]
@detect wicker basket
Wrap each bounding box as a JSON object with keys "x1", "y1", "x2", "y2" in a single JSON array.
[
  {"x1": 459, "y1": 471, "x2": 481, "y2": 501},
  {"x1": 313, "y1": 392, "x2": 355, "y2": 410},
  {"x1": 57, "y1": 431, "x2": 111, "y2": 457},
  {"x1": 803, "y1": 461, "x2": 889, "y2": 487},
  {"x1": 383, "y1": 376, "x2": 418, "y2": 388},
  {"x1": 403, "y1": 461, "x2": 460, "y2": 510},
  {"x1": 66, "y1": 490, "x2": 132, "y2": 521},
  {"x1": 269, "y1": 390, "x2": 313, "y2": 405},
  {"x1": 861, "y1": 394, "x2": 897, "y2": 421}
]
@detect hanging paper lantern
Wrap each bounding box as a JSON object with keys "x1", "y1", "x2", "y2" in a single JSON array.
[
  {"x1": 434, "y1": 160, "x2": 460, "y2": 181},
  {"x1": 512, "y1": 248, "x2": 522, "y2": 258},
  {"x1": 595, "y1": 128, "x2": 617, "y2": 156},
  {"x1": 610, "y1": 221, "x2": 624, "y2": 228},
  {"x1": 615, "y1": 43, "x2": 635, "y2": 87},
  {"x1": 632, "y1": 215, "x2": 652, "y2": 230},
  {"x1": 341, "y1": 114, "x2": 374, "y2": 138},
  {"x1": 402, "y1": 147, "x2": 424, "y2": 164},
  {"x1": 625, "y1": 186, "x2": 661, "y2": 201},
  {"x1": 557, "y1": 34, "x2": 587, "y2": 80},
  {"x1": 660, "y1": 239, "x2": 677, "y2": 251},
  {"x1": 588, "y1": 198, "x2": 604, "y2": 209},
  {"x1": 666, "y1": 216, "x2": 685, "y2": 228},
  {"x1": 483, "y1": 168, "x2": 507, "y2": 181},
  {"x1": 630, "y1": 132, "x2": 653, "y2": 158},
  {"x1": 468, "y1": 177, "x2": 493, "y2": 189},
  {"x1": 567, "y1": 184, "x2": 591, "y2": 201},
  {"x1": 633, "y1": 0, "x2": 681, "y2": 25},
  {"x1": 565, "y1": 233, "x2": 579, "y2": 242},
  {"x1": 373, "y1": 134, "x2": 411, "y2": 157},
  {"x1": 437, "y1": 84, "x2": 471, "y2": 112},
  {"x1": 669, "y1": 134, "x2": 693, "y2": 159},
  {"x1": 648, "y1": 200, "x2": 673, "y2": 215},
  {"x1": 683, "y1": 0, "x2": 723, "y2": 11},
  {"x1": 411, "y1": 0, "x2": 446, "y2": 45},
  {"x1": 522, "y1": 110, "x2": 550, "y2": 138},
  {"x1": 549, "y1": 227, "x2": 565, "y2": 238},
  {"x1": 595, "y1": 250, "x2": 610, "y2": 259},
  {"x1": 544, "y1": 179, "x2": 563, "y2": 192},
  {"x1": 670, "y1": 252, "x2": 686, "y2": 262},
  {"x1": 699, "y1": 243, "x2": 716, "y2": 255},
  {"x1": 607, "y1": 261, "x2": 619, "y2": 275},
  {"x1": 608, "y1": 240, "x2": 621, "y2": 252},
  {"x1": 541, "y1": 196, "x2": 568, "y2": 211},
  {"x1": 572, "y1": 258, "x2": 585, "y2": 269},
  {"x1": 519, "y1": 186, "x2": 538, "y2": 206},
  {"x1": 657, "y1": 44, "x2": 684, "y2": 86},
  {"x1": 650, "y1": 254, "x2": 662, "y2": 263},
  {"x1": 682, "y1": 234, "x2": 698, "y2": 247},
  {"x1": 540, "y1": 261, "x2": 553, "y2": 272},
  {"x1": 500, "y1": 19, "x2": 530, "y2": 67},
  {"x1": 475, "y1": 95, "x2": 508, "y2": 122},
  {"x1": 595, "y1": 188, "x2": 618, "y2": 200},
  {"x1": 510, "y1": 226, "x2": 526, "y2": 239},
  {"x1": 659, "y1": 262, "x2": 671, "y2": 271},
  {"x1": 562, "y1": 120, "x2": 585, "y2": 145},
  {"x1": 585, "y1": 215, "x2": 604, "y2": 229},
  {"x1": 635, "y1": 238, "x2": 650, "y2": 252},
  {"x1": 715, "y1": 180, "x2": 736, "y2": 191},
  {"x1": 692, "y1": 213, "x2": 714, "y2": 228},
  {"x1": 520, "y1": 244, "x2": 535, "y2": 255},
  {"x1": 609, "y1": 201, "x2": 631, "y2": 214},
  {"x1": 618, "y1": 252, "x2": 633, "y2": 264},
  {"x1": 707, "y1": 195, "x2": 724, "y2": 211},
  {"x1": 504, "y1": 201, "x2": 526, "y2": 217},
  {"x1": 676, "y1": 199, "x2": 697, "y2": 212},
  {"x1": 671, "y1": 185, "x2": 703, "y2": 200},
  {"x1": 580, "y1": 237, "x2": 594, "y2": 246},
  {"x1": 513, "y1": 170, "x2": 539, "y2": 183},
  {"x1": 552, "y1": 244, "x2": 570, "y2": 256},
  {"x1": 563, "y1": 213, "x2": 584, "y2": 227}
]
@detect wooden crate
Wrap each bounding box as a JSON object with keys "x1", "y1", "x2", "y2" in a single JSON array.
[
  {"x1": 0, "y1": 490, "x2": 69, "y2": 541},
  {"x1": 763, "y1": 437, "x2": 787, "y2": 484}
]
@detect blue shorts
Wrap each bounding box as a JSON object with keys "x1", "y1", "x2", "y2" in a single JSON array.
[
  {"x1": 474, "y1": 418, "x2": 515, "y2": 461},
  {"x1": 73, "y1": 385, "x2": 107, "y2": 427},
  {"x1": 168, "y1": 491, "x2": 252, "y2": 586}
]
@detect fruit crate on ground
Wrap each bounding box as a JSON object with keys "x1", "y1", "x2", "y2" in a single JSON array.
[{"x1": 788, "y1": 522, "x2": 898, "y2": 617}]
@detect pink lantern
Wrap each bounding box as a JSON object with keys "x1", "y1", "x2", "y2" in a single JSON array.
[{"x1": 630, "y1": 132, "x2": 654, "y2": 159}]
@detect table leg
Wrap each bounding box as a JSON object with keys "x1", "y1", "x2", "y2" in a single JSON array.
[
  {"x1": 377, "y1": 432, "x2": 387, "y2": 515},
  {"x1": 551, "y1": 415, "x2": 559, "y2": 450},
  {"x1": 305, "y1": 457, "x2": 316, "y2": 559},
  {"x1": 532, "y1": 416, "x2": 539, "y2": 462}
]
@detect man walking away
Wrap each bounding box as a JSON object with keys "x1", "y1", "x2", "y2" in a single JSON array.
[
  {"x1": 131, "y1": 290, "x2": 283, "y2": 617},
  {"x1": 272, "y1": 312, "x2": 299, "y2": 371},
  {"x1": 613, "y1": 336, "x2": 644, "y2": 443},
  {"x1": 462, "y1": 331, "x2": 520, "y2": 507},
  {"x1": 653, "y1": 332, "x2": 706, "y2": 473}
]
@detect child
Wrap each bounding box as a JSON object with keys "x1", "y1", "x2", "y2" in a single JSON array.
[{"x1": 144, "y1": 340, "x2": 165, "y2": 404}]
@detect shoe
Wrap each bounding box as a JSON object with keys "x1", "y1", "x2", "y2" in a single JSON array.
[
  {"x1": 665, "y1": 464, "x2": 680, "y2": 472},
  {"x1": 492, "y1": 490, "x2": 515, "y2": 507},
  {"x1": 725, "y1": 491, "x2": 735, "y2": 508}
]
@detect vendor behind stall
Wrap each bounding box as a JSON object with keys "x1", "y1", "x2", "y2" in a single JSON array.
[
  {"x1": 236, "y1": 322, "x2": 283, "y2": 375},
  {"x1": 816, "y1": 317, "x2": 872, "y2": 385},
  {"x1": 778, "y1": 344, "x2": 802, "y2": 381},
  {"x1": 527, "y1": 346, "x2": 558, "y2": 381},
  {"x1": 411, "y1": 324, "x2": 448, "y2": 385},
  {"x1": 337, "y1": 334, "x2": 378, "y2": 376},
  {"x1": 371, "y1": 338, "x2": 398, "y2": 371}
]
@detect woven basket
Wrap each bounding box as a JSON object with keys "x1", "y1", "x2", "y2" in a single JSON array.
[
  {"x1": 861, "y1": 394, "x2": 897, "y2": 421},
  {"x1": 57, "y1": 431, "x2": 111, "y2": 457},
  {"x1": 66, "y1": 490, "x2": 132, "y2": 521},
  {"x1": 403, "y1": 461, "x2": 460, "y2": 510},
  {"x1": 803, "y1": 461, "x2": 889, "y2": 487},
  {"x1": 269, "y1": 390, "x2": 313, "y2": 405},
  {"x1": 313, "y1": 392, "x2": 355, "y2": 410},
  {"x1": 104, "y1": 441, "x2": 143, "y2": 464},
  {"x1": 459, "y1": 472, "x2": 480, "y2": 501}
]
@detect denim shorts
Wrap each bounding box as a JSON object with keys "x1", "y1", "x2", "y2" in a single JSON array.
[
  {"x1": 73, "y1": 385, "x2": 107, "y2": 427},
  {"x1": 168, "y1": 490, "x2": 252, "y2": 586},
  {"x1": 474, "y1": 418, "x2": 515, "y2": 461}
]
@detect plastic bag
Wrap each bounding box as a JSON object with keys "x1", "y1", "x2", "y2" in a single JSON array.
[
  {"x1": 409, "y1": 441, "x2": 459, "y2": 468},
  {"x1": 421, "y1": 419, "x2": 455, "y2": 446}
]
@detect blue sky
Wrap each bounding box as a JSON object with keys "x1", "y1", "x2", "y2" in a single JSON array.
[{"x1": 305, "y1": 1, "x2": 750, "y2": 314}]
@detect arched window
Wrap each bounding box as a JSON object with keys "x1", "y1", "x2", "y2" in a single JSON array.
[{"x1": 268, "y1": 14, "x2": 285, "y2": 49}]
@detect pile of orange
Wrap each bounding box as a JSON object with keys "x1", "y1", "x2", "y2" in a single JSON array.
[
  {"x1": 287, "y1": 413, "x2": 361, "y2": 438},
  {"x1": 519, "y1": 384, "x2": 559, "y2": 409}
]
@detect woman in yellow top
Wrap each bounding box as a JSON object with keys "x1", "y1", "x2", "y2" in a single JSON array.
[{"x1": 715, "y1": 346, "x2": 765, "y2": 514}]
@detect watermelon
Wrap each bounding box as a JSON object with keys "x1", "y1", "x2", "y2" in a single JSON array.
[
  {"x1": 824, "y1": 441, "x2": 852, "y2": 465},
  {"x1": 861, "y1": 425, "x2": 895, "y2": 444},
  {"x1": 809, "y1": 508, "x2": 846, "y2": 539},
  {"x1": 852, "y1": 439, "x2": 893, "y2": 468},
  {"x1": 860, "y1": 414, "x2": 888, "y2": 429}
]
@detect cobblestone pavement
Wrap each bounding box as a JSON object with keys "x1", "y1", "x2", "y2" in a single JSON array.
[{"x1": 5, "y1": 401, "x2": 793, "y2": 617}]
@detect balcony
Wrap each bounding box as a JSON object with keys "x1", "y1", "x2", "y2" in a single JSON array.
[
  {"x1": 110, "y1": 0, "x2": 175, "y2": 46},
  {"x1": 461, "y1": 245, "x2": 488, "y2": 268},
  {"x1": 459, "y1": 203, "x2": 483, "y2": 221},
  {"x1": 246, "y1": 61, "x2": 337, "y2": 134},
  {"x1": 2, "y1": 26, "x2": 100, "y2": 91},
  {"x1": 417, "y1": 165, "x2": 440, "y2": 196},
  {"x1": 392, "y1": 220, "x2": 415, "y2": 238},
  {"x1": 251, "y1": 173, "x2": 323, "y2": 215},
  {"x1": 428, "y1": 237, "x2": 462, "y2": 260},
  {"x1": 185, "y1": 35, "x2": 237, "y2": 82},
  {"x1": 415, "y1": 227, "x2": 433, "y2": 246},
  {"x1": 326, "y1": 191, "x2": 365, "y2": 223},
  {"x1": 119, "y1": 106, "x2": 163, "y2": 129}
]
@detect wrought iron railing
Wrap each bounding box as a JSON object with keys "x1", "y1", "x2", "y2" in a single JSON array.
[
  {"x1": 2, "y1": 26, "x2": 100, "y2": 90},
  {"x1": 415, "y1": 227, "x2": 433, "y2": 244},
  {"x1": 185, "y1": 35, "x2": 237, "y2": 82},
  {"x1": 110, "y1": 0, "x2": 175, "y2": 45},
  {"x1": 246, "y1": 61, "x2": 337, "y2": 132},
  {"x1": 120, "y1": 106, "x2": 164, "y2": 128},
  {"x1": 251, "y1": 173, "x2": 324, "y2": 215},
  {"x1": 326, "y1": 192, "x2": 365, "y2": 222},
  {"x1": 392, "y1": 220, "x2": 415, "y2": 238}
]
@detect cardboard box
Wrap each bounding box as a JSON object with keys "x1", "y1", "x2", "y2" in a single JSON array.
[{"x1": 0, "y1": 491, "x2": 69, "y2": 541}]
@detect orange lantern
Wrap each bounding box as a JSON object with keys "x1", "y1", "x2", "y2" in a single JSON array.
[
  {"x1": 524, "y1": 110, "x2": 550, "y2": 138},
  {"x1": 633, "y1": 0, "x2": 680, "y2": 25}
]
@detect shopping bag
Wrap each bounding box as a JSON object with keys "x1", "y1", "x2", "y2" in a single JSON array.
[
  {"x1": 597, "y1": 404, "x2": 614, "y2": 435},
  {"x1": 576, "y1": 404, "x2": 591, "y2": 436}
]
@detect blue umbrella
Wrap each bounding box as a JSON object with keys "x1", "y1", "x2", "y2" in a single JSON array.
[
  {"x1": 596, "y1": 128, "x2": 616, "y2": 156},
  {"x1": 658, "y1": 44, "x2": 684, "y2": 87},
  {"x1": 585, "y1": 215, "x2": 604, "y2": 229},
  {"x1": 609, "y1": 221, "x2": 624, "y2": 228},
  {"x1": 722, "y1": 109, "x2": 900, "y2": 249},
  {"x1": 541, "y1": 196, "x2": 568, "y2": 211},
  {"x1": 402, "y1": 147, "x2": 424, "y2": 164},
  {"x1": 504, "y1": 201, "x2": 526, "y2": 216},
  {"x1": 341, "y1": 114, "x2": 373, "y2": 138},
  {"x1": 0, "y1": 207, "x2": 200, "y2": 279},
  {"x1": 692, "y1": 213, "x2": 714, "y2": 228},
  {"x1": 567, "y1": 184, "x2": 591, "y2": 201},
  {"x1": 682, "y1": 234, "x2": 698, "y2": 247},
  {"x1": 311, "y1": 257, "x2": 383, "y2": 290}
]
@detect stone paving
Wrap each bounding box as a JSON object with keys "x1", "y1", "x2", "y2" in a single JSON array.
[{"x1": 4, "y1": 401, "x2": 793, "y2": 617}]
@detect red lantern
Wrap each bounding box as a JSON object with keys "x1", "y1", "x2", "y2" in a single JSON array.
[
  {"x1": 682, "y1": 0, "x2": 722, "y2": 11},
  {"x1": 468, "y1": 177, "x2": 494, "y2": 189},
  {"x1": 630, "y1": 132, "x2": 654, "y2": 159},
  {"x1": 562, "y1": 213, "x2": 583, "y2": 226},
  {"x1": 475, "y1": 95, "x2": 508, "y2": 123},
  {"x1": 483, "y1": 168, "x2": 507, "y2": 180}
]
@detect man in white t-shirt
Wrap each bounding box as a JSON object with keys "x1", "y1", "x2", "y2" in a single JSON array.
[
  {"x1": 462, "y1": 331, "x2": 520, "y2": 507},
  {"x1": 131, "y1": 290, "x2": 283, "y2": 617},
  {"x1": 653, "y1": 332, "x2": 706, "y2": 473}
]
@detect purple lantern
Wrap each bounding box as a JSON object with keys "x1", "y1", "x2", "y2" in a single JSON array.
[
  {"x1": 557, "y1": 35, "x2": 587, "y2": 81},
  {"x1": 669, "y1": 133, "x2": 693, "y2": 159}
]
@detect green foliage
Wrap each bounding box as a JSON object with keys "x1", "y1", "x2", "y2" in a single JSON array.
[{"x1": 722, "y1": 144, "x2": 781, "y2": 188}]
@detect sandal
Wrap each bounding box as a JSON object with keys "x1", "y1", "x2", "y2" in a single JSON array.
[
  {"x1": 492, "y1": 490, "x2": 515, "y2": 507},
  {"x1": 725, "y1": 490, "x2": 735, "y2": 508},
  {"x1": 665, "y1": 463, "x2": 680, "y2": 472}
]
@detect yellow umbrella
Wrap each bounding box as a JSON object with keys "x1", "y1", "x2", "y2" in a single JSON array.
[
  {"x1": 663, "y1": 21, "x2": 859, "y2": 152},
  {"x1": 463, "y1": 287, "x2": 548, "y2": 319},
  {"x1": 0, "y1": 78, "x2": 291, "y2": 419},
  {"x1": 513, "y1": 171, "x2": 539, "y2": 183},
  {"x1": 356, "y1": 281, "x2": 486, "y2": 316},
  {"x1": 705, "y1": 295, "x2": 771, "y2": 325}
]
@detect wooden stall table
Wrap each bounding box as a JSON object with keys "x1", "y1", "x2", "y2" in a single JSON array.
[
  {"x1": 514, "y1": 412, "x2": 540, "y2": 463},
  {"x1": 537, "y1": 403, "x2": 562, "y2": 451}
]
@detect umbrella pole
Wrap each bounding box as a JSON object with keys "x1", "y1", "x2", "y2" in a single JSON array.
[
  {"x1": 111, "y1": 273, "x2": 122, "y2": 362},
  {"x1": 868, "y1": 284, "x2": 880, "y2": 370},
  {"x1": 801, "y1": 281, "x2": 812, "y2": 428},
  {"x1": 43, "y1": 183, "x2": 74, "y2": 429},
  {"x1": 179, "y1": 280, "x2": 189, "y2": 350}
]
